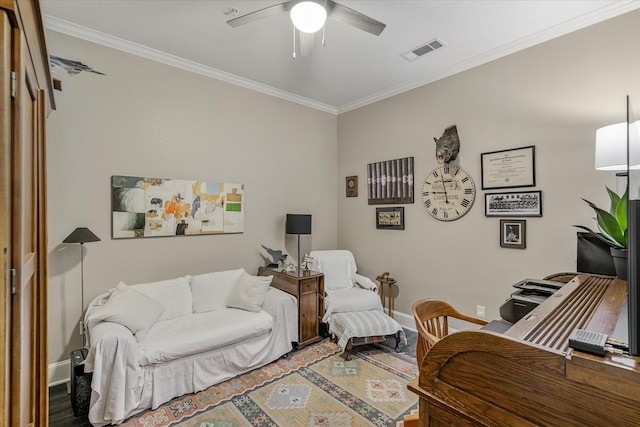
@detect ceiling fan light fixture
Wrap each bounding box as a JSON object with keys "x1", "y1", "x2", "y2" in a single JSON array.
[{"x1": 290, "y1": 1, "x2": 327, "y2": 33}]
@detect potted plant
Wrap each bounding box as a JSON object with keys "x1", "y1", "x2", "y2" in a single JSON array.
[{"x1": 574, "y1": 186, "x2": 628, "y2": 279}]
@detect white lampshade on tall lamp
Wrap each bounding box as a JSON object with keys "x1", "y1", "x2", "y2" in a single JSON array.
[
  {"x1": 595, "y1": 121, "x2": 640, "y2": 174},
  {"x1": 595, "y1": 122, "x2": 628, "y2": 173},
  {"x1": 64, "y1": 227, "x2": 101, "y2": 339},
  {"x1": 290, "y1": 1, "x2": 327, "y2": 33}
]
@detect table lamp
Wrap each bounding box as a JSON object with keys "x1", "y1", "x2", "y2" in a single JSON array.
[{"x1": 286, "y1": 214, "x2": 311, "y2": 277}]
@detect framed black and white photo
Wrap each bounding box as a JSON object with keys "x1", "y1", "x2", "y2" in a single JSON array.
[
  {"x1": 376, "y1": 207, "x2": 404, "y2": 230},
  {"x1": 500, "y1": 219, "x2": 526, "y2": 249},
  {"x1": 485, "y1": 190, "x2": 542, "y2": 217},
  {"x1": 481, "y1": 145, "x2": 535, "y2": 190}
]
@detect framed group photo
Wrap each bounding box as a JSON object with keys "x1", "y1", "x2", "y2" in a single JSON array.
[
  {"x1": 500, "y1": 219, "x2": 526, "y2": 249},
  {"x1": 485, "y1": 190, "x2": 542, "y2": 217}
]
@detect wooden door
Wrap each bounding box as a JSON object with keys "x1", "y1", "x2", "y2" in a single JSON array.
[
  {"x1": 10, "y1": 24, "x2": 48, "y2": 426},
  {"x1": 0, "y1": 1, "x2": 52, "y2": 425},
  {"x1": 1, "y1": 10, "x2": 11, "y2": 427}
]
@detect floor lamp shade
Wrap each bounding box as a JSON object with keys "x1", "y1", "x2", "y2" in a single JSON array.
[
  {"x1": 286, "y1": 214, "x2": 311, "y2": 276},
  {"x1": 63, "y1": 227, "x2": 101, "y2": 244}
]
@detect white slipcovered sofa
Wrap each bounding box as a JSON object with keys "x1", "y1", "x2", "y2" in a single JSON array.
[{"x1": 83, "y1": 268, "x2": 297, "y2": 426}]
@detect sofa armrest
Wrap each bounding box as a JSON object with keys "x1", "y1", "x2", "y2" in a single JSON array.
[
  {"x1": 261, "y1": 287, "x2": 298, "y2": 344},
  {"x1": 354, "y1": 273, "x2": 378, "y2": 292},
  {"x1": 85, "y1": 321, "x2": 143, "y2": 424}
]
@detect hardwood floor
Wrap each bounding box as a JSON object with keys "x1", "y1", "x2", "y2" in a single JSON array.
[
  {"x1": 48, "y1": 383, "x2": 92, "y2": 427},
  {"x1": 48, "y1": 328, "x2": 417, "y2": 426}
]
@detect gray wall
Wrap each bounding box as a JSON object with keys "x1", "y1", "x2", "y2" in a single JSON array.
[
  {"x1": 46, "y1": 9, "x2": 639, "y2": 367},
  {"x1": 337, "y1": 11, "x2": 639, "y2": 323},
  {"x1": 46, "y1": 31, "x2": 338, "y2": 364}
]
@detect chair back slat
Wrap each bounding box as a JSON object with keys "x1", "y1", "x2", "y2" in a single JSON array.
[{"x1": 412, "y1": 299, "x2": 488, "y2": 366}]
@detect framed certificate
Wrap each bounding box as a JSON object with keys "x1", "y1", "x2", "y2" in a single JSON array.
[{"x1": 481, "y1": 146, "x2": 535, "y2": 190}]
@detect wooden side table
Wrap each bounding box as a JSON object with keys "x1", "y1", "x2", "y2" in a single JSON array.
[
  {"x1": 258, "y1": 267, "x2": 324, "y2": 347},
  {"x1": 376, "y1": 272, "x2": 396, "y2": 317}
]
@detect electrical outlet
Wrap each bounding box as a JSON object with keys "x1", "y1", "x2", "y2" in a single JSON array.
[{"x1": 476, "y1": 305, "x2": 486, "y2": 319}]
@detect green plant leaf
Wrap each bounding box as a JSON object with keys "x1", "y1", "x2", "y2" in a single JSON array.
[
  {"x1": 574, "y1": 225, "x2": 625, "y2": 249},
  {"x1": 576, "y1": 187, "x2": 627, "y2": 249},
  {"x1": 593, "y1": 206, "x2": 625, "y2": 247},
  {"x1": 614, "y1": 187, "x2": 628, "y2": 233},
  {"x1": 606, "y1": 187, "x2": 621, "y2": 217}
]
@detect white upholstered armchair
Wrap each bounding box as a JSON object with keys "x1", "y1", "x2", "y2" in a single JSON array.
[
  {"x1": 309, "y1": 250, "x2": 405, "y2": 358},
  {"x1": 309, "y1": 250, "x2": 384, "y2": 322}
]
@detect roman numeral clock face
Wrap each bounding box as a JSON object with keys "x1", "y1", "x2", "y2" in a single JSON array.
[{"x1": 421, "y1": 165, "x2": 476, "y2": 221}]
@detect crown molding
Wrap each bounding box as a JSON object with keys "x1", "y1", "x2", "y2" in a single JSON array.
[
  {"x1": 44, "y1": 15, "x2": 338, "y2": 115},
  {"x1": 337, "y1": 1, "x2": 640, "y2": 114},
  {"x1": 45, "y1": 1, "x2": 639, "y2": 117}
]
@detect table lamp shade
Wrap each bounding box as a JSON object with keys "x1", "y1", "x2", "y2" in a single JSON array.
[
  {"x1": 286, "y1": 214, "x2": 312, "y2": 235},
  {"x1": 64, "y1": 227, "x2": 101, "y2": 244}
]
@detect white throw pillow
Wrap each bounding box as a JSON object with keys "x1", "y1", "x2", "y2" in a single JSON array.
[
  {"x1": 190, "y1": 268, "x2": 245, "y2": 313},
  {"x1": 318, "y1": 257, "x2": 353, "y2": 291},
  {"x1": 91, "y1": 281, "x2": 164, "y2": 340},
  {"x1": 226, "y1": 271, "x2": 273, "y2": 312},
  {"x1": 131, "y1": 276, "x2": 192, "y2": 321}
]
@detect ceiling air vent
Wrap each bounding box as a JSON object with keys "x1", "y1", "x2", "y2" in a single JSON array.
[{"x1": 401, "y1": 38, "x2": 445, "y2": 62}]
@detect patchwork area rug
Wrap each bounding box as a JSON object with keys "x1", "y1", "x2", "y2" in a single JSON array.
[{"x1": 122, "y1": 339, "x2": 418, "y2": 427}]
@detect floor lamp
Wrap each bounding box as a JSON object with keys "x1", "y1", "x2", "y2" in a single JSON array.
[
  {"x1": 286, "y1": 214, "x2": 311, "y2": 277},
  {"x1": 63, "y1": 227, "x2": 101, "y2": 340}
]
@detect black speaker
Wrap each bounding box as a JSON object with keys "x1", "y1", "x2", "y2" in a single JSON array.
[{"x1": 70, "y1": 348, "x2": 92, "y2": 417}]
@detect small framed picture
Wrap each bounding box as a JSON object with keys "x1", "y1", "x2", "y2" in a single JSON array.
[
  {"x1": 376, "y1": 207, "x2": 404, "y2": 230},
  {"x1": 500, "y1": 219, "x2": 526, "y2": 249},
  {"x1": 485, "y1": 190, "x2": 542, "y2": 217},
  {"x1": 346, "y1": 176, "x2": 358, "y2": 197}
]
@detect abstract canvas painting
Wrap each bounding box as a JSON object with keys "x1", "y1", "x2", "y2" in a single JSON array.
[{"x1": 111, "y1": 175, "x2": 244, "y2": 239}]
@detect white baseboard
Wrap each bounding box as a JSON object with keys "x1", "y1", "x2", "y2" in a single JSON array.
[
  {"x1": 49, "y1": 359, "x2": 70, "y2": 387},
  {"x1": 393, "y1": 310, "x2": 416, "y2": 332}
]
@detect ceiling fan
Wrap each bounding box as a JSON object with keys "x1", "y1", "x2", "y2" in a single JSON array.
[{"x1": 226, "y1": 0, "x2": 386, "y2": 57}]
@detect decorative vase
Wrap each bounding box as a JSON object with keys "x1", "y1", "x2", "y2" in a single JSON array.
[{"x1": 610, "y1": 247, "x2": 628, "y2": 280}]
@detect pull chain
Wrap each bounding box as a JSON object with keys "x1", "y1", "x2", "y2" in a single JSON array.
[{"x1": 292, "y1": 25, "x2": 296, "y2": 59}]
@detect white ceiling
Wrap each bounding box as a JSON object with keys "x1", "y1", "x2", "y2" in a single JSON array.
[{"x1": 41, "y1": 0, "x2": 640, "y2": 114}]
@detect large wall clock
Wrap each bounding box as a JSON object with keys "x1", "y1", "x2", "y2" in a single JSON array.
[{"x1": 421, "y1": 164, "x2": 476, "y2": 221}]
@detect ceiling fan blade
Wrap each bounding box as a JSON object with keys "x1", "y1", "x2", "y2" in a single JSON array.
[
  {"x1": 226, "y1": 1, "x2": 290, "y2": 28},
  {"x1": 326, "y1": 0, "x2": 386, "y2": 36},
  {"x1": 299, "y1": 31, "x2": 314, "y2": 56}
]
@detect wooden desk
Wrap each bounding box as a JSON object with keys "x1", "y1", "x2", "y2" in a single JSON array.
[
  {"x1": 408, "y1": 273, "x2": 640, "y2": 427},
  {"x1": 258, "y1": 267, "x2": 324, "y2": 347}
]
